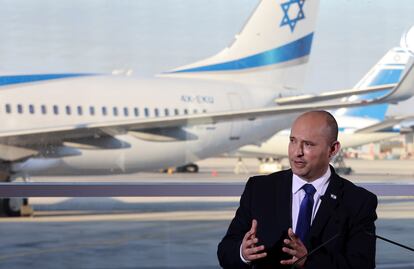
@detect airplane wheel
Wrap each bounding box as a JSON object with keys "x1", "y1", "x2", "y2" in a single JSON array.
[
  {"x1": 176, "y1": 163, "x2": 199, "y2": 173},
  {"x1": 1, "y1": 198, "x2": 26, "y2": 217},
  {"x1": 336, "y1": 167, "x2": 352, "y2": 175},
  {"x1": 185, "y1": 164, "x2": 199, "y2": 173}
]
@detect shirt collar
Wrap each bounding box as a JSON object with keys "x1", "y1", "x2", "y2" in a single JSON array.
[{"x1": 292, "y1": 167, "x2": 331, "y2": 196}]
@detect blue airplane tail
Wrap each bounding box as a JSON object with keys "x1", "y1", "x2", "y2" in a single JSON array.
[
  {"x1": 163, "y1": 0, "x2": 320, "y2": 90},
  {"x1": 333, "y1": 47, "x2": 411, "y2": 121}
]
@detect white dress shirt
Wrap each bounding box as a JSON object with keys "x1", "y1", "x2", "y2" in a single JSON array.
[{"x1": 291, "y1": 167, "x2": 331, "y2": 232}]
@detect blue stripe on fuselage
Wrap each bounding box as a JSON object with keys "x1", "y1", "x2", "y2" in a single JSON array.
[
  {"x1": 0, "y1": 73, "x2": 96, "y2": 87},
  {"x1": 170, "y1": 33, "x2": 314, "y2": 73},
  {"x1": 342, "y1": 68, "x2": 403, "y2": 121},
  {"x1": 338, "y1": 127, "x2": 400, "y2": 133}
]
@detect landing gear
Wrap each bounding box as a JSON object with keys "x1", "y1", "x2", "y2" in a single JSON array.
[
  {"x1": 332, "y1": 150, "x2": 352, "y2": 175},
  {"x1": 161, "y1": 163, "x2": 199, "y2": 173},
  {"x1": 258, "y1": 157, "x2": 283, "y2": 174},
  {"x1": 0, "y1": 163, "x2": 33, "y2": 217},
  {"x1": 0, "y1": 198, "x2": 29, "y2": 217},
  {"x1": 175, "y1": 163, "x2": 199, "y2": 173},
  {"x1": 234, "y1": 157, "x2": 249, "y2": 174}
]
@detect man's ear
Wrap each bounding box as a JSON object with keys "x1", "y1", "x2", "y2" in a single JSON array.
[{"x1": 329, "y1": 141, "x2": 341, "y2": 158}]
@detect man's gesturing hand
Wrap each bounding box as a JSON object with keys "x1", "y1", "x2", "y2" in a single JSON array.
[
  {"x1": 241, "y1": 219, "x2": 267, "y2": 262},
  {"x1": 280, "y1": 228, "x2": 308, "y2": 268}
]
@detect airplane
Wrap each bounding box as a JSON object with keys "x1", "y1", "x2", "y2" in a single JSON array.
[
  {"x1": 383, "y1": 27, "x2": 414, "y2": 132},
  {"x1": 1, "y1": 0, "x2": 414, "y2": 216},
  {"x1": 236, "y1": 28, "x2": 414, "y2": 172},
  {"x1": 235, "y1": 109, "x2": 408, "y2": 174}
]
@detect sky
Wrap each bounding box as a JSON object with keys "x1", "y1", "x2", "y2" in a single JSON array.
[{"x1": 1, "y1": 0, "x2": 414, "y2": 93}]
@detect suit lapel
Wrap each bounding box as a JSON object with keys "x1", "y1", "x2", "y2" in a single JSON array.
[
  {"x1": 262, "y1": 170, "x2": 292, "y2": 249},
  {"x1": 274, "y1": 170, "x2": 292, "y2": 231},
  {"x1": 309, "y1": 168, "x2": 343, "y2": 238}
]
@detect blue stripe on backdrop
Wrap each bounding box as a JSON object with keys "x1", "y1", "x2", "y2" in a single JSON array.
[
  {"x1": 0, "y1": 73, "x2": 96, "y2": 87},
  {"x1": 171, "y1": 33, "x2": 314, "y2": 73}
]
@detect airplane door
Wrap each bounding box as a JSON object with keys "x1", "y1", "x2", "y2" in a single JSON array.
[{"x1": 227, "y1": 93, "x2": 243, "y2": 140}]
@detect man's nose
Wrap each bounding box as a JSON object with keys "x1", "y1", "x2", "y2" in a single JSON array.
[{"x1": 295, "y1": 143, "x2": 304, "y2": 156}]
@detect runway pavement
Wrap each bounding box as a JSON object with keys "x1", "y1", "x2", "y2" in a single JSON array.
[{"x1": 0, "y1": 158, "x2": 413, "y2": 269}]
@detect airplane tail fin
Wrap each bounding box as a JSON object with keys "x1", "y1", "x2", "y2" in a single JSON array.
[
  {"x1": 162, "y1": 0, "x2": 320, "y2": 90},
  {"x1": 333, "y1": 47, "x2": 411, "y2": 121}
]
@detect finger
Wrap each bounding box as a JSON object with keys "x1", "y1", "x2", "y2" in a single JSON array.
[
  {"x1": 283, "y1": 238, "x2": 293, "y2": 248},
  {"x1": 288, "y1": 228, "x2": 299, "y2": 241},
  {"x1": 243, "y1": 228, "x2": 254, "y2": 242},
  {"x1": 245, "y1": 237, "x2": 259, "y2": 248},
  {"x1": 244, "y1": 239, "x2": 257, "y2": 250},
  {"x1": 282, "y1": 246, "x2": 297, "y2": 256},
  {"x1": 244, "y1": 244, "x2": 265, "y2": 257},
  {"x1": 288, "y1": 228, "x2": 305, "y2": 248},
  {"x1": 251, "y1": 219, "x2": 257, "y2": 235},
  {"x1": 280, "y1": 258, "x2": 296, "y2": 265},
  {"x1": 250, "y1": 245, "x2": 265, "y2": 254},
  {"x1": 243, "y1": 219, "x2": 258, "y2": 242},
  {"x1": 243, "y1": 244, "x2": 265, "y2": 260},
  {"x1": 246, "y1": 251, "x2": 267, "y2": 261}
]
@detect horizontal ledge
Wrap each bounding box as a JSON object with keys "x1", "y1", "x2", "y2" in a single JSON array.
[{"x1": 0, "y1": 182, "x2": 413, "y2": 197}]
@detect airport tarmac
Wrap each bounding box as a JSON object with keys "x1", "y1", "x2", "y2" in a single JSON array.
[
  {"x1": 0, "y1": 158, "x2": 413, "y2": 269},
  {"x1": 28, "y1": 157, "x2": 414, "y2": 183}
]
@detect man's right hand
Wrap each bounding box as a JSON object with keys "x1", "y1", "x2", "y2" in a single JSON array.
[{"x1": 241, "y1": 219, "x2": 267, "y2": 262}]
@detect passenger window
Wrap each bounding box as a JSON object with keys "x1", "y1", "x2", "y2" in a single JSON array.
[
  {"x1": 113, "y1": 107, "x2": 118, "y2": 116},
  {"x1": 124, "y1": 107, "x2": 129, "y2": 117},
  {"x1": 29, "y1": 104, "x2": 35, "y2": 114},
  {"x1": 53, "y1": 105, "x2": 59, "y2": 115},
  {"x1": 89, "y1": 106, "x2": 95, "y2": 116},
  {"x1": 41, "y1": 105, "x2": 47, "y2": 114},
  {"x1": 17, "y1": 104, "x2": 23, "y2": 114},
  {"x1": 5, "y1": 104, "x2": 11, "y2": 114},
  {"x1": 144, "y1": 108, "x2": 149, "y2": 117},
  {"x1": 77, "y1": 106, "x2": 83, "y2": 115},
  {"x1": 102, "y1": 106, "x2": 107, "y2": 116},
  {"x1": 66, "y1": 105, "x2": 71, "y2": 115},
  {"x1": 184, "y1": 109, "x2": 188, "y2": 115},
  {"x1": 174, "y1": 109, "x2": 179, "y2": 116},
  {"x1": 164, "y1": 108, "x2": 169, "y2": 116},
  {"x1": 154, "y1": 108, "x2": 159, "y2": 117},
  {"x1": 134, "y1": 107, "x2": 139, "y2": 117}
]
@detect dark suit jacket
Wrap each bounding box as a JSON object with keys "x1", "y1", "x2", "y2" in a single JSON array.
[{"x1": 217, "y1": 167, "x2": 377, "y2": 269}]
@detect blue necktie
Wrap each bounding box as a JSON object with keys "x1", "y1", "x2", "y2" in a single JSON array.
[{"x1": 295, "y1": 184, "x2": 316, "y2": 244}]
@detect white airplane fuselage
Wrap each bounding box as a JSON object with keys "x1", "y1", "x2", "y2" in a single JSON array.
[{"x1": 2, "y1": 75, "x2": 297, "y2": 175}]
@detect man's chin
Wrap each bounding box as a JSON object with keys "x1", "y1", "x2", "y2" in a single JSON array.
[{"x1": 291, "y1": 167, "x2": 308, "y2": 178}]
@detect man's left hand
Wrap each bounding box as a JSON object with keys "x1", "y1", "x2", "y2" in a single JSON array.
[{"x1": 280, "y1": 228, "x2": 308, "y2": 268}]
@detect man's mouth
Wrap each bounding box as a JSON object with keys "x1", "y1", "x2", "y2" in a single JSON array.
[{"x1": 293, "y1": 160, "x2": 306, "y2": 167}]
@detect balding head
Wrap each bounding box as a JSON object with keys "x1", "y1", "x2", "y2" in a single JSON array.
[
  {"x1": 294, "y1": 110, "x2": 338, "y2": 144},
  {"x1": 288, "y1": 110, "x2": 340, "y2": 181}
]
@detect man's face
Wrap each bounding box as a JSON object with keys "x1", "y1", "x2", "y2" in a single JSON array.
[{"x1": 288, "y1": 114, "x2": 339, "y2": 181}]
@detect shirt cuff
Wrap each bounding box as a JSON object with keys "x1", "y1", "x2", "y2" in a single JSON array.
[{"x1": 240, "y1": 243, "x2": 251, "y2": 264}]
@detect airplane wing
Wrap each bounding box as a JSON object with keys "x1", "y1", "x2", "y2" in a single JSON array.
[
  {"x1": 274, "y1": 84, "x2": 396, "y2": 105},
  {"x1": 236, "y1": 132, "x2": 399, "y2": 159},
  {"x1": 1, "y1": 59, "x2": 413, "y2": 161},
  {"x1": 355, "y1": 116, "x2": 414, "y2": 133}
]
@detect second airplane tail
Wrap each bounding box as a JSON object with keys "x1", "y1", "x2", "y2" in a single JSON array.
[
  {"x1": 163, "y1": 0, "x2": 320, "y2": 90},
  {"x1": 333, "y1": 47, "x2": 412, "y2": 121}
]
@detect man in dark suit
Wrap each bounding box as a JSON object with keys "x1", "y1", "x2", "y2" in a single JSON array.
[{"x1": 217, "y1": 111, "x2": 377, "y2": 268}]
